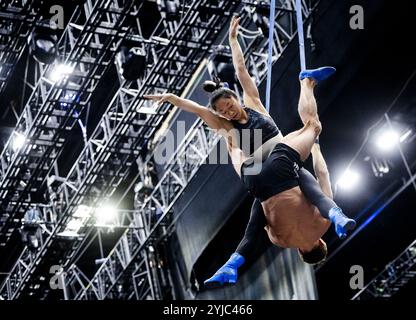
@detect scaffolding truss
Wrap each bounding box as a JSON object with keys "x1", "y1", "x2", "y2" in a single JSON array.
[
  {"x1": 0, "y1": 0, "x2": 142, "y2": 246},
  {"x1": 0, "y1": 0, "x2": 41, "y2": 95}
]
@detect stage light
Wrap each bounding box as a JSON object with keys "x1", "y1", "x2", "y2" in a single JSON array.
[
  {"x1": 376, "y1": 130, "x2": 399, "y2": 152},
  {"x1": 198, "y1": 1, "x2": 221, "y2": 22},
  {"x1": 252, "y1": 2, "x2": 271, "y2": 36},
  {"x1": 370, "y1": 158, "x2": 390, "y2": 178},
  {"x1": 337, "y1": 169, "x2": 360, "y2": 191},
  {"x1": 13, "y1": 132, "x2": 26, "y2": 151},
  {"x1": 28, "y1": 26, "x2": 58, "y2": 65},
  {"x1": 95, "y1": 204, "x2": 117, "y2": 225},
  {"x1": 208, "y1": 46, "x2": 237, "y2": 87},
  {"x1": 157, "y1": 0, "x2": 180, "y2": 21},
  {"x1": 116, "y1": 47, "x2": 147, "y2": 81},
  {"x1": 50, "y1": 64, "x2": 74, "y2": 82},
  {"x1": 59, "y1": 92, "x2": 78, "y2": 110}
]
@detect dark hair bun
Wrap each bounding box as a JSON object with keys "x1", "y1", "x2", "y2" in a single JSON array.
[
  {"x1": 202, "y1": 80, "x2": 217, "y2": 93},
  {"x1": 202, "y1": 80, "x2": 220, "y2": 93}
]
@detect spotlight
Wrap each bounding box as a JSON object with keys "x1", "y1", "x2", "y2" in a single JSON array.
[
  {"x1": 208, "y1": 46, "x2": 237, "y2": 87},
  {"x1": 157, "y1": 0, "x2": 180, "y2": 22},
  {"x1": 116, "y1": 47, "x2": 147, "y2": 81},
  {"x1": 376, "y1": 130, "x2": 399, "y2": 152},
  {"x1": 50, "y1": 64, "x2": 74, "y2": 82},
  {"x1": 28, "y1": 26, "x2": 58, "y2": 65},
  {"x1": 13, "y1": 132, "x2": 26, "y2": 151},
  {"x1": 337, "y1": 169, "x2": 360, "y2": 191},
  {"x1": 198, "y1": 1, "x2": 221, "y2": 22},
  {"x1": 95, "y1": 204, "x2": 117, "y2": 225},
  {"x1": 252, "y1": 2, "x2": 271, "y2": 36},
  {"x1": 59, "y1": 91, "x2": 78, "y2": 110},
  {"x1": 370, "y1": 158, "x2": 390, "y2": 178}
]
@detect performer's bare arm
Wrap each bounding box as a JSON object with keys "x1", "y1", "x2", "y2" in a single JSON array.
[{"x1": 229, "y1": 16, "x2": 269, "y2": 116}]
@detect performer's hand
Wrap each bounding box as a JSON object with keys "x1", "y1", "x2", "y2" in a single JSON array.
[
  {"x1": 143, "y1": 93, "x2": 174, "y2": 106},
  {"x1": 229, "y1": 15, "x2": 241, "y2": 41}
]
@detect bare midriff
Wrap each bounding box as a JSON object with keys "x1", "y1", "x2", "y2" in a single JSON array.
[{"x1": 262, "y1": 186, "x2": 331, "y2": 251}]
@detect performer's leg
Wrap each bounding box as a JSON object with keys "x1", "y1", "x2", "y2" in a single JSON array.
[
  {"x1": 298, "y1": 168, "x2": 335, "y2": 219},
  {"x1": 298, "y1": 78, "x2": 318, "y2": 126},
  {"x1": 235, "y1": 199, "x2": 269, "y2": 257},
  {"x1": 204, "y1": 199, "x2": 268, "y2": 288},
  {"x1": 281, "y1": 117, "x2": 322, "y2": 162}
]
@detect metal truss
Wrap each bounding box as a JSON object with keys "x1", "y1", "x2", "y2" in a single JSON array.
[
  {"x1": 66, "y1": 0, "x2": 319, "y2": 300},
  {"x1": 68, "y1": 117, "x2": 221, "y2": 300},
  {"x1": 0, "y1": 0, "x2": 144, "y2": 246},
  {"x1": 0, "y1": 0, "x2": 41, "y2": 95},
  {"x1": 352, "y1": 240, "x2": 416, "y2": 300},
  {"x1": 65, "y1": 207, "x2": 158, "y2": 300},
  {"x1": 0, "y1": 0, "x2": 239, "y2": 299},
  {"x1": 66, "y1": 246, "x2": 157, "y2": 300},
  {"x1": 0, "y1": 0, "x2": 145, "y2": 298}
]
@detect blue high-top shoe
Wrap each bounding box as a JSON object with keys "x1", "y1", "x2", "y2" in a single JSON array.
[
  {"x1": 329, "y1": 207, "x2": 357, "y2": 239},
  {"x1": 299, "y1": 67, "x2": 336, "y2": 83},
  {"x1": 204, "y1": 253, "x2": 245, "y2": 289}
]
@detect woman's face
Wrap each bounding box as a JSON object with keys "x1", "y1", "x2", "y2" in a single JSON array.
[{"x1": 215, "y1": 96, "x2": 243, "y2": 121}]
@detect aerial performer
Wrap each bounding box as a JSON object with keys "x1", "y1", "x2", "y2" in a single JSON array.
[{"x1": 144, "y1": 14, "x2": 356, "y2": 288}]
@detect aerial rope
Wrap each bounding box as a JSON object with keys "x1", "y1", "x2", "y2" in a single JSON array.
[{"x1": 265, "y1": 0, "x2": 306, "y2": 112}]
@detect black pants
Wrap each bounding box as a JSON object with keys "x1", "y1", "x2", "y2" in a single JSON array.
[{"x1": 235, "y1": 168, "x2": 336, "y2": 258}]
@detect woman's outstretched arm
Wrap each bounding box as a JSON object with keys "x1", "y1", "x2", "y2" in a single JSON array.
[{"x1": 144, "y1": 93, "x2": 230, "y2": 131}]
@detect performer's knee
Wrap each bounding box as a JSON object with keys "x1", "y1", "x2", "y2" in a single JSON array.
[{"x1": 307, "y1": 118, "x2": 322, "y2": 136}]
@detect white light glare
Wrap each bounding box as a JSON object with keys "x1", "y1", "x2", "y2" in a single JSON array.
[
  {"x1": 376, "y1": 130, "x2": 399, "y2": 152},
  {"x1": 13, "y1": 133, "x2": 26, "y2": 151},
  {"x1": 96, "y1": 204, "x2": 117, "y2": 225},
  {"x1": 74, "y1": 205, "x2": 92, "y2": 219},
  {"x1": 50, "y1": 64, "x2": 74, "y2": 82},
  {"x1": 337, "y1": 169, "x2": 360, "y2": 191},
  {"x1": 66, "y1": 219, "x2": 83, "y2": 233}
]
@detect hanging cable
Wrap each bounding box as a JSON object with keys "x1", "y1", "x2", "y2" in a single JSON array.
[
  {"x1": 265, "y1": 0, "x2": 276, "y2": 112},
  {"x1": 296, "y1": 0, "x2": 307, "y2": 71}
]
